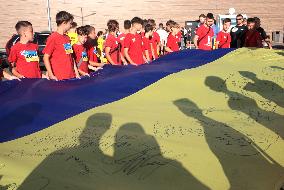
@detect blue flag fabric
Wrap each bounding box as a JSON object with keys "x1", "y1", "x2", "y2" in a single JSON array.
[{"x1": 0, "y1": 49, "x2": 233, "y2": 142}]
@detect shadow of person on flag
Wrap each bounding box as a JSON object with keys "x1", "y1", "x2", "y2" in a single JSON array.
[
  {"x1": 270, "y1": 66, "x2": 284, "y2": 70},
  {"x1": 174, "y1": 98, "x2": 284, "y2": 190},
  {"x1": 239, "y1": 71, "x2": 284, "y2": 108},
  {"x1": 105, "y1": 122, "x2": 210, "y2": 190},
  {"x1": 17, "y1": 113, "x2": 210, "y2": 190},
  {"x1": 17, "y1": 113, "x2": 113, "y2": 190},
  {"x1": 205, "y1": 76, "x2": 284, "y2": 140}
]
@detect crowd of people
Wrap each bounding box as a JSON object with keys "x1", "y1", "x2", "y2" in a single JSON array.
[{"x1": 0, "y1": 11, "x2": 271, "y2": 81}]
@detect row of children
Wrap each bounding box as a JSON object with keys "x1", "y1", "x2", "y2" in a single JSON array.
[
  {"x1": 0, "y1": 11, "x2": 267, "y2": 81},
  {"x1": 0, "y1": 11, "x2": 183, "y2": 81}
]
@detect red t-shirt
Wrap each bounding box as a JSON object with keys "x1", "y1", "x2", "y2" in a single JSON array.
[
  {"x1": 42, "y1": 32, "x2": 75, "y2": 80},
  {"x1": 72, "y1": 44, "x2": 89, "y2": 74},
  {"x1": 85, "y1": 39, "x2": 99, "y2": 63},
  {"x1": 105, "y1": 33, "x2": 121, "y2": 65},
  {"x1": 216, "y1": 31, "x2": 231, "y2": 48},
  {"x1": 196, "y1": 24, "x2": 214, "y2": 50},
  {"x1": 142, "y1": 36, "x2": 151, "y2": 60},
  {"x1": 149, "y1": 32, "x2": 160, "y2": 59},
  {"x1": 166, "y1": 34, "x2": 179, "y2": 52},
  {"x1": 124, "y1": 33, "x2": 144, "y2": 65},
  {"x1": 118, "y1": 33, "x2": 126, "y2": 59},
  {"x1": 244, "y1": 30, "x2": 263, "y2": 48},
  {"x1": 8, "y1": 42, "x2": 41, "y2": 78}
]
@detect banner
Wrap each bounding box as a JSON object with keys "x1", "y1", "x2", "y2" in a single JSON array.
[{"x1": 0, "y1": 48, "x2": 283, "y2": 190}]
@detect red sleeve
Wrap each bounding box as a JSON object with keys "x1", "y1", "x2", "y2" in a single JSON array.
[
  {"x1": 166, "y1": 35, "x2": 173, "y2": 47},
  {"x1": 155, "y1": 33, "x2": 160, "y2": 43},
  {"x1": 105, "y1": 37, "x2": 113, "y2": 48},
  {"x1": 142, "y1": 38, "x2": 149, "y2": 51},
  {"x1": 216, "y1": 32, "x2": 222, "y2": 42},
  {"x1": 124, "y1": 35, "x2": 132, "y2": 49},
  {"x1": 8, "y1": 45, "x2": 17, "y2": 64},
  {"x1": 42, "y1": 35, "x2": 55, "y2": 55}
]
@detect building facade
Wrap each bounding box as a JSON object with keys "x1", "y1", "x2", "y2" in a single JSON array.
[{"x1": 0, "y1": 0, "x2": 283, "y2": 47}]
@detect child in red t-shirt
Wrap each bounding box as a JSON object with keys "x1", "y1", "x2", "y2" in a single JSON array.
[
  {"x1": 105, "y1": 20, "x2": 122, "y2": 65},
  {"x1": 165, "y1": 22, "x2": 180, "y2": 53},
  {"x1": 147, "y1": 19, "x2": 160, "y2": 60},
  {"x1": 142, "y1": 24, "x2": 154, "y2": 62},
  {"x1": 194, "y1": 13, "x2": 215, "y2": 50},
  {"x1": 216, "y1": 18, "x2": 232, "y2": 49},
  {"x1": 117, "y1": 20, "x2": 131, "y2": 65},
  {"x1": 85, "y1": 25, "x2": 104, "y2": 69},
  {"x1": 244, "y1": 18, "x2": 263, "y2": 48},
  {"x1": 73, "y1": 26, "x2": 99, "y2": 77},
  {"x1": 8, "y1": 21, "x2": 43, "y2": 79},
  {"x1": 124, "y1": 17, "x2": 147, "y2": 66},
  {"x1": 43, "y1": 11, "x2": 80, "y2": 81}
]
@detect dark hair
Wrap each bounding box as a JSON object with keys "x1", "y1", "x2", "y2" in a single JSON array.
[
  {"x1": 147, "y1": 19, "x2": 156, "y2": 27},
  {"x1": 15, "y1": 21, "x2": 32, "y2": 32},
  {"x1": 56, "y1": 11, "x2": 74, "y2": 26},
  {"x1": 254, "y1": 17, "x2": 260, "y2": 22},
  {"x1": 159, "y1": 23, "x2": 163, "y2": 28},
  {"x1": 144, "y1": 24, "x2": 153, "y2": 33},
  {"x1": 107, "y1": 19, "x2": 119, "y2": 32},
  {"x1": 166, "y1": 20, "x2": 175, "y2": 26},
  {"x1": 247, "y1": 18, "x2": 255, "y2": 24},
  {"x1": 143, "y1": 19, "x2": 148, "y2": 28},
  {"x1": 206, "y1": 13, "x2": 214, "y2": 19},
  {"x1": 124, "y1": 20, "x2": 131, "y2": 30},
  {"x1": 171, "y1": 22, "x2": 179, "y2": 29},
  {"x1": 199, "y1": 14, "x2": 206, "y2": 18},
  {"x1": 76, "y1": 26, "x2": 88, "y2": 36},
  {"x1": 236, "y1": 14, "x2": 243, "y2": 18},
  {"x1": 131, "y1": 17, "x2": 143, "y2": 25},
  {"x1": 84, "y1": 25, "x2": 95, "y2": 35},
  {"x1": 97, "y1": 31, "x2": 103, "y2": 37},
  {"x1": 71, "y1": 22, "x2": 77, "y2": 29},
  {"x1": 223, "y1": 18, "x2": 231, "y2": 24}
]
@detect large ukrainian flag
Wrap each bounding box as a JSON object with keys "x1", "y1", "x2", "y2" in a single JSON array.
[{"x1": 0, "y1": 48, "x2": 284, "y2": 190}]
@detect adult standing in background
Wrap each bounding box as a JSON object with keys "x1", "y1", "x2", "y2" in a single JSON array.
[{"x1": 230, "y1": 14, "x2": 248, "y2": 48}]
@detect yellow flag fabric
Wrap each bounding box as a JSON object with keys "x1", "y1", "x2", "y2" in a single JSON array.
[{"x1": 0, "y1": 48, "x2": 284, "y2": 190}]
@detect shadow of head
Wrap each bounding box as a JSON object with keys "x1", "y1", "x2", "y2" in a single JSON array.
[
  {"x1": 239, "y1": 71, "x2": 257, "y2": 81},
  {"x1": 173, "y1": 98, "x2": 202, "y2": 117},
  {"x1": 205, "y1": 76, "x2": 227, "y2": 92},
  {"x1": 78, "y1": 113, "x2": 112, "y2": 144}
]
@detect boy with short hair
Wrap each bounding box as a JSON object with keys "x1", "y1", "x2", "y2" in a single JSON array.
[
  {"x1": 147, "y1": 19, "x2": 160, "y2": 60},
  {"x1": 244, "y1": 18, "x2": 263, "y2": 48},
  {"x1": 118, "y1": 20, "x2": 131, "y2": 64},
  {"x1": 124, "y1": 17, "x2": 146, "y2": 65},
  {"x1": 67, "y1": 22, "x2": 78, "y2": 46},
  {"x1": 142, "y1": 24, "x2": 154, "y2": 62},
  {"x1": 215, "y1": 18, "x2": 231, "y2": 49},
  {"x1": 73, "y1": 26, "x2": 95, "y2": 77},
  {"x1": 105, "y1": 19, "x2": 122, "y2": 65},
  {"x1": 43, "y1": 11, "x2": 80, "y2": 81},
  {"x1": 165, "y1": 22, "x2": 180, "y2": 53},
  {"x1": 194, "y1": 13, "x2": 215, "y2": 50},
  {"x1": 8, "y1": 21, "x2": 42, "y2": 79}
]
